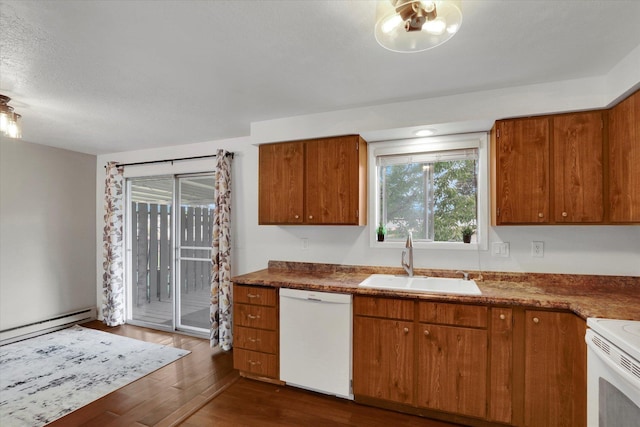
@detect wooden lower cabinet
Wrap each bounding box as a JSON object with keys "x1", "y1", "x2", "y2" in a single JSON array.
[
  {"x1": 523, "y1": 310, "x2": 587, "y2": 427},
  {"x1": 417, "y1": 324, "x2": 487, "y2": 418},
  {"x1": 353, "y1": 297, "x2": 587, "y2": 427},
  {"x1": 352, "y1": 316, "x2": 414, "y2": 404},
  {"x1": 232, "y1": 284, "x2": 279, "y2": 380}
]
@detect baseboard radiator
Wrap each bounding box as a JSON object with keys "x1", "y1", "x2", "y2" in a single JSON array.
[{"x1": 0, "y1": 307, "x2": 97, "y2": 346}]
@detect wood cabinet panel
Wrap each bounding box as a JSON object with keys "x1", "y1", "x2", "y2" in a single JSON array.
[
  {"x1": 234, "y1": 304, "x2": 277, "y2": 330},
  {"x1": 305, "y1": 136, "x2": 363, "y2": 224},
  {"x1": 234, "y1": 285, "x2": 277, "y2": 306},
  {"x1": 553, "y1": 111, "x2": 604, "y2": 223},
  {"x1": 524, "y1": 310, "x2": 587, "y2": 427},
  {"x1": 609, "y1": 89, "x2": 640, "y2": 223},
  {"x1": 258, "y1": 142, "x2": 304, "y2": 224},
  {"x1": 234, "y1": 326, "x2": 277, "y2": 354},
  {"x1": 353, "y1": 316, "x2": 414, "y2": 404},
  {"x1": 418, "y1": 302, "x2": 487, "y2": 328},
  {"x1": 488, "y1": 307, "x2": 513, "y2": 424},
  {"x1": 417, "y1": 324, "x2": 487, "y2": 418},
  {"x1": 494, "y1": 117, "x2": 550, "y2": 224},
  {"x1": 233, "y1": 348, "x2": 278, "y2": 378},
  {"x1": 354, "y1": 296, "x2": 414, "y2": 320},
  {"x1": 258, "y1": 135, "x2": 367, "y2": 225}
]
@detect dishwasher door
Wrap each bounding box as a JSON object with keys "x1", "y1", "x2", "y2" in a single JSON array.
[{"x1": 279, "y1": 288, "x2": 353, "y2": 399}]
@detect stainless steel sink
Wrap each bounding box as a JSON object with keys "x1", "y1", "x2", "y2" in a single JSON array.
[{"x1": 358, "y1": 274, "x2": 481, "y2": 295}]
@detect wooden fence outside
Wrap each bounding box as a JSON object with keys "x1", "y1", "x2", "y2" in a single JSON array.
[{"x1": 131, "y1": 202, "x2": 214, "y2": 307}]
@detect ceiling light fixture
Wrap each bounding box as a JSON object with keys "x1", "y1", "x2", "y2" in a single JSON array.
[
  {"x1": 375, "y1": 0, "x2": 462, "y2": 53},
  {"x1": 0, "y1": 95, "x2": 22, "y2": 139}
]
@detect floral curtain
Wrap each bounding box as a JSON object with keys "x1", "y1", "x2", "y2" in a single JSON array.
[
  {"x1": 102, "y1": 162, "x2": 125, "y2": 326},
  {"x1": 210, "y1": 150, "x2": 233, "y2": 350}
]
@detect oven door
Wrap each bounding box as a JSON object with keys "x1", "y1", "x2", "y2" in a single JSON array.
[{"x1": 586, "y1": 329, "x2": 640, "y2": 427}]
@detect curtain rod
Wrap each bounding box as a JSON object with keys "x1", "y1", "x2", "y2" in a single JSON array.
[{"x1": 108, "y1": 152, "x2": 234, "y2": 169}]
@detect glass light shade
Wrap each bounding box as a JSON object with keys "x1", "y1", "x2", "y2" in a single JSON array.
[
  {"x1": 6, "y1": 113, "x2": 21, "y2": 139},
  {"x1": 375, "y1": 0, "x2": 462, "y2": 53}
]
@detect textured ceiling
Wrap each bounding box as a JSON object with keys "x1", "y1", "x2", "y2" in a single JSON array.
[{"x1": 1, "y1": 0, "x2": 640, "y2": 155}]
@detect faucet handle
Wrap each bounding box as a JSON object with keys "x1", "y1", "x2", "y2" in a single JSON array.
[{"x1": 455, "y1": 270, "x2": 470, "y2": 281}]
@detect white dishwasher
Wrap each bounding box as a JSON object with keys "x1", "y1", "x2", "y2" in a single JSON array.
[{"x1": 279, "y1": 288, "x2": 353, "y2": 399}]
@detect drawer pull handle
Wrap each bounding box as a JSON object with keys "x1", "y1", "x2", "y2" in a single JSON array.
[
  {"x1": 500, "y1": 314, "x2": 506, "y2": 320},
  {"x1": 247, "y1": 293, "x2": 261, "y2": 298},
  {"x1": 247, "y1": 314, "x2": 260, "y2": 320},
  {"x1": 248, "y1": 337, "x2": 261, "y2": 343},
  {"x1": 248, "y1": 360, "x2": 262, "y2": 366}
]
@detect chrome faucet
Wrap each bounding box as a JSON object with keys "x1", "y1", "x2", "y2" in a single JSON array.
[
  {"x1": 456, "y1": 270, "x2": 470, "y2": 281},
  {"x1": 401, "y1": 232, "x2": 414, "y2": 277}
]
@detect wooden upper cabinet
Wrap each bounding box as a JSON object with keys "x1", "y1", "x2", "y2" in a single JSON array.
[
  {"x1": 258, "y1": 135, "x2": 367, "y2": 225},
  {"x1": 608, "y1": 89, "x2": 640, "y2": 223},
  {"x1": 493, "y1": 117, "x2": 550, "y2": 224},
  {"x1": 553, "y1": 111, "x2": 604, "y2": 223},
  {"x1": 258, "y1": 142, "x2": 304, "y2": 224}
]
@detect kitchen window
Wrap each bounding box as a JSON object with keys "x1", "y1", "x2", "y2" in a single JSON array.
[{"x1": 369, "y1": 133, "x2": 488, "y2": 249}]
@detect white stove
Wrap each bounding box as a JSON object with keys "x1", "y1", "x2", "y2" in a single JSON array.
[{"x1": 586, "y1": 318, "x2": 640, "y2": 427}]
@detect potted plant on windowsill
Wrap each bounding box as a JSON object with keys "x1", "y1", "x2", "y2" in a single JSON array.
[
  {"x1": 461, "y1": 225, "x2": 475, "y2": 244},
  {"x1": 376, "y1": 223, "x2": 386, "y2": 242}
]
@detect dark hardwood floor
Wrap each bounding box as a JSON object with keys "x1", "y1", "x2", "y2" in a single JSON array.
[{"x1": 47, "y1": 321, "x2": 461, "y2": 426}]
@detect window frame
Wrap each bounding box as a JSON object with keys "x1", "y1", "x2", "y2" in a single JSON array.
[{"x1": 368, "y1": 132, "x2": 489, "y2": 250}]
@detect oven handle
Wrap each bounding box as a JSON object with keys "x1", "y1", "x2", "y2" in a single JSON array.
[{"x1": 586, "y1": 330, "x2": 640, "y2": 391}]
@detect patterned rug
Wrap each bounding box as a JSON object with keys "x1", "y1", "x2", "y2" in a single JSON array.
[{"x1": 0, "y1": 325, "x2": 190, "y2": 426}]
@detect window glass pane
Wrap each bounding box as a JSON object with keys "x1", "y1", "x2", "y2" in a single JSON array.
[{"x1": 379, "y1": 157, "x2": 477, "y2": 242}]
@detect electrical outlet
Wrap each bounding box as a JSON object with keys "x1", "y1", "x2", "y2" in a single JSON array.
[
  {"x1": 532, "y1": 241, "x2": 544, "y2": 257},
  {"x1": 492, "y1": 242, "x2": 510, "y2": 257},
  {"x1": 301, "y1": 238, "x2": 309, "y2": 250}
]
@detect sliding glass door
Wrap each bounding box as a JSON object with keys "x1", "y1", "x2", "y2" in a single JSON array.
[{"x1": 126, "y1": 174, "x2": 214, "y2": 336}]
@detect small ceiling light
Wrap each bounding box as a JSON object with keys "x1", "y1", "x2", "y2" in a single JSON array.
[
  {"x1": 375, "y1": 0, "x2": 462, "y2": 53},
  {"x1": 0, "y1": 94, "x2": 22, "y2": 139},
  {"x1": 415, "y1": 128, "x2": 436, "y2": 137}
]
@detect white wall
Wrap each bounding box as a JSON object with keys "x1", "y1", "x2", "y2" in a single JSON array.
[
  {"x1": 95, "y1": 67, "x2": 640, "y2": 312},
  {"x1": 1, "y1": 138, "x2": 96, "y2": 331}
]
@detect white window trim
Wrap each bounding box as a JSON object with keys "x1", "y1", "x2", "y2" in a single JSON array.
[{"x1": 368, "y1": 132, "x2": 489, "y2": 251}]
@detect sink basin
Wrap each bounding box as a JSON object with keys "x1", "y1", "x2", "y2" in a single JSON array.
[{"x1": 358, "y1": 274, "x2": 481, "y2": 296}]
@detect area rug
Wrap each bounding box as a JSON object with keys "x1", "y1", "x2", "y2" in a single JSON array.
[{"x1": 0, "y1": 325, "x2": 190, "y2": 427}]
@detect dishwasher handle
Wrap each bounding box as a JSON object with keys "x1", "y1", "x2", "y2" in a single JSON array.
[{"x1": 280, "y1": 288, "x2": 351, "y2": 304}]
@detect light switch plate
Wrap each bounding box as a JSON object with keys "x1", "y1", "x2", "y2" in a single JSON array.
[{"x1": 492, "y1": 242, "x2": 510, "y2": 257}]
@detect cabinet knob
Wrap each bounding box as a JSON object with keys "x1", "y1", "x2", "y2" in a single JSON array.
[
  {"x1": 538, "y1": 213, "x2": 544, "y2": 218},
  {"x1": 533, "y1": 317, "x2": 540, "y2": 324},
  {"x1": 424, "y1": 330, "x2": 430, "y2": 336},
  {"x1": 562, "y1": 212, "x2": 568, "y2": 217},
  {"x1": 308, "y1": 215, "x2": 313, "y2": 220},
  {"x1": 294, "y1": 215, "x2": 299, "y2": 219},
  {"x1": 403, "y1": 327, "x2": 409, "y2": 334},
  {"x1": 500, "y1": 314, "x2": 506, "y2": 320}
]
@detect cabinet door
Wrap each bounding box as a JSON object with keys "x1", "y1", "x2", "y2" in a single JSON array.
[
  {"x1": 353, "y1": 316, "x2": 414, "y2": 404},
  {"x1": 495, "y1": 118, "x2": 550, "y2": 224},
  {"x1": 417, "y1": 324, "x2": 487, "y2": 418},
  {"x1": 553, "y1": 112, "x2": 604, "y2": 223},
  {"x1": 305, "y1": 136, "x2": 362, "y2": 225},
  {"x1": 489, "y1": 308, "x2": 513, "y2": 424},
  {"x1": 258, "y1": 142, "x2": 304, "y2": 224},
  {"x1": 524, "y1": 311, "x2": 587, "y2": 427},
  {"x1": 609, "y1": 90, "x2": 640, "y2": 223}
]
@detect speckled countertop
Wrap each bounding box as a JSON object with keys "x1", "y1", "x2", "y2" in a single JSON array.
[{"x1": 231, "y1": 261, "x2": 640, "y2": 320}]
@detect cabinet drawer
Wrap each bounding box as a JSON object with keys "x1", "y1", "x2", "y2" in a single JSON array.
[
  {"x1": 354, "y1": 296, "x2": 414, "y2": 320},
  {"x1": 233, "y1": 348, "x2": 278, "y2": 378},
  {"x1": 419, "y1": 302, "x2": 487, "y2": 328},
  {"x1": 235, "y1": 304, "x2": 277, "y2": 330},
  {"x1": 234, "y1": 285, "x2": 277, "y2": 306},
  {"x1": 234, "y1": 326, "x2": 277, "y2": 353}
]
